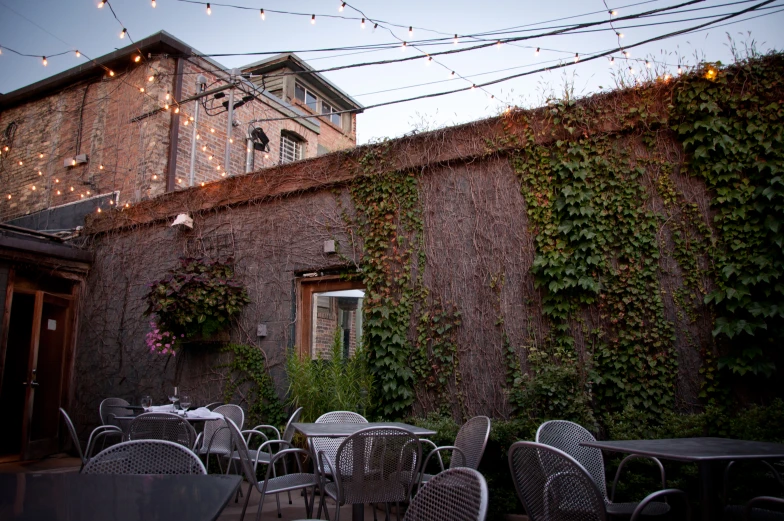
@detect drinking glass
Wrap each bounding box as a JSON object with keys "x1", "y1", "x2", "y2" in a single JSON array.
[
  {"x1": 140, "y1": 395, "x2": 152, "y2": 412},
  {"x1": 179, "y1": 395, "x2": 191, "y2": 417},
  {"x1": 169, "y1": 386, "x2": 179, "y2": 411}
]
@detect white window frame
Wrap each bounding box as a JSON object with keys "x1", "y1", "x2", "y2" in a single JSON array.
[
  {"x1": 294, "y1": 83, "x2": 318, "y2": 111},
  {"x1": 279, "y1": 132, "x2": 304, "y2": 164},
  {"x1": 321, "y1": 102, "x2": 342, "y2": 128}
]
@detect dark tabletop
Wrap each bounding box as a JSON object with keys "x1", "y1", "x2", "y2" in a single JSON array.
[
  {"x1": 292, "y1": 422, "x2": 437, "y2": 438},
  {"x1": 0, "y1": 473, "x2": 242, "y2": 521},
  {"x1": 582, "y1": 437, "x2": 784, "y2": 462}
]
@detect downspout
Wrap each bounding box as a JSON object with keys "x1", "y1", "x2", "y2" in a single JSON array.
[
  {"x1": 223, "y1": 68, "x2": 237, "y2": 175},
  {"x1": 166, "y1": 57, "x2": 185, "y2": 192},
  {"x1": 245, "y1": 137, "x2": 254, "y2": 173},
  {"x1": 188, "y1": 77, "x2": 205, "y2": 186}
]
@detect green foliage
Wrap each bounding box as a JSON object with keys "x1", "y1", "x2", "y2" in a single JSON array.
[
  {"x1": 144, "y1": 257, "x2": 250, "y2": 341},
  {"x1": 221, "y1": 343, "x2": 286, "y2": 428},
  {"x1": 286, "y1": 327, "x2": 375, "y2": 422},
  {"x1": 346, "y1": 145, "x2": 425, "y2": 417},
  {"x1": 672, "y1": 56, "x2": 784, "y2": 375}
]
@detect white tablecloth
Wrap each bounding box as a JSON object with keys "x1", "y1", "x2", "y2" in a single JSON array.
[{"x1": 147, "y1": 404, "x2": 224, "y2": 420}]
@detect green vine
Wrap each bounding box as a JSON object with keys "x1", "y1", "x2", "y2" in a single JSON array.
[
  {"x1": 221, "y1": 343, "x2": 286, "y2": 428},
  {"x1": 672, "y1": 56, "x2": 784, "y2": 378}
]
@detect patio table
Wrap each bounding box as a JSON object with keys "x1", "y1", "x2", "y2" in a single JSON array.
[
  {"x1": 582, "y1": 437, "x2": 784, "y2": 521},
  {"x1": 0, "y1": 473, "x2": 242, "y2": 521},
  {"x1": 292, "y1": 421, "x2": 437, "y2": 521}
]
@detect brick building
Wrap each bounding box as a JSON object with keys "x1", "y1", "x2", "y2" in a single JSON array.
[{"x1": 0, "y1": 31, "x2": 363, "y2": 230}]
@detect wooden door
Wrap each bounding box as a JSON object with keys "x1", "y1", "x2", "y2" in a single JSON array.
[{"x1": 22, "y1": 293, "x2": 72, "y2": 459}]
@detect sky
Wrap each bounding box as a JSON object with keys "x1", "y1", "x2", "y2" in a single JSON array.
[{"x1": 1, "y1": 0, "x2": 783, "y2": 144}]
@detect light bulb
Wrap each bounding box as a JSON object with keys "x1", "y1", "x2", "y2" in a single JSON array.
[
  {"x1": 361, "y1": 18, "x2": 365, "y2": 28},
  {"x1": 610, "y1": 9, "x2": 618, "y2": 16},
  {"x1": 86, "y1": 191, "x2": 91, "y2": 195},
  {"x1": 134, "y1": 55, "x2": 141, "y2": 63},
  {"x1": 164, "y1": 103, "x2": 169, "y2": 110},
  {"x1": 574, "y1": 53, "x2": 579, "y2": 63},
  {"x1": 139, "y1": 87, "x2": 145, "y2": 93},
  {"x1": 148, "y1": 75, "x2": 154, "y2": 82},
  {"x1": 39, "y1": 153, "x2": 44, "y2": 158},
  {"x1": 120, "y1": 28, "x2": 127, "y2": 39},
  {"x1": 201, "y1": 182, "x2": 205, "y2": 186},
  {"x1": 98, "y1": 0, "x2": 106, "y2": 8},
  {"x1": 677, "y1": 64, "x2": 682, "y2": 74},
  {"x1": 206, "y1": 3, "x2": 211, "y2": 15},
  {"x1": 189, "y1": 116, "x2": 194, "y2": 121},
  {"x1": 409, "y1": 26, "x2": 413, "y2": 37},
  {"x1": 535, "y1": 47, "x2": 540, "y2": 56},
  {"x1": 153, "y1": 174, "x2": 158, "y2": 180},
  {"x1": 202, "y1": 145, "x2": 207, "y2": 151},
  {"x1": 624, "y1": 51, "x2": 630, "y2": 58},
  {"x1": 55, "y1": 178, "x2": 59, "y2": 182},
  {"x1": 617, "y1": 32, "x2": 624, "y2": 38},
  {"x1": 664, "y1": 74, "x2": 672, "y2": 81},
  {"x1": 75, "y1": 50, "x2": 81, "y2": 58},
  {"x1": 373, "y1": 23, "x2": 378, "y2": 29},
  {"x1": 99, "y1": 164, "x2": 104, "y2": 170},
  {"x1": 260, "y1": 9, "x2": 265, "y2": 20},
  {"x1": 196, "y1": 134, "x2": 200, "y2": 140},
  {"x1": 471, "y1": 84, "x2": 476, "y2": 90},
  {"x1": 32, "y1": 186, "x2": 36, "y2": 191},
  {"x1": 497, "y1": 41, "x2": 502, "y2": 49},
  {"x1": 646, "y1": 61, "x2": 651, "y2": 69},
  {"x1": 339, "y1": 2, "x2": 345, "y2": 11},
  {"x1": 229, "y1": 138, "x2": 233, "y2": 143},
  {"x1": 6, "y1": 195, "x2": 10, "y2": 199},
  {"x1": 426, "y1": 55, "x2": 432, "y2": 64},
  {"x1": 184, "y1": 120, "x2": 189, "y2": 126},
  {"x1": 209, "y1": 155, "x2": 213, "y2": 160},
  {"x1": 70, "y1": 187, "x2": 74, "y2": 191},
  {"x1": 210, "y1": 128, "x2": 215, "y2": 133},
  {"x1": 453, "y1": 34, "x2": 458, "y2": 45},
  {"x1": 402, "y1": 42, "x2": 407, "y2": 51},
  {"x1": 174, "y1": 107, "x2": 179, "y2": 114},
  {"x1": 165, "y1": 92, "x2": 169, "y2": 100},
  {"x1": 42, "y1": 56, "x2": 47, "y2": 66},
  {"x1": 610, "y1": 57, "x2": 615, "y2": 64},
  {"x1": 109, "y1": 70, "x2": 115, "y2": 76},
  {"x1": 57, "y1": 190, "x2": 61, "y2": 195},
  {"x1": 125, "y1": 203, "x2": 130, "y2": 207},
  {"x1": 97, "y1": 208, "x2": 101, "y2": 213},
  {"x1": 151, "y1": 0, "x2": 156, "y2": 6},
  {"x1": 18, "y1": 161, "x2": 23, "y2": 166},
  {"x1": 450, "y1": 71, "x2": 455, "y2": 78},
  {"x1": 38, "y1": 171, "x2": 42, "y2": 176},
  {"x1": 311, "y1": 14, "x2": 315, "y2": 24},
  {"x1": 629, "y1": 66, "x2": 635, "y2": 74}
]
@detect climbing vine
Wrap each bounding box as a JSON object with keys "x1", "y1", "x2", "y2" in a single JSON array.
[
  {"x1": 671, "y1": 56, "x2": 784, "y2": 377},
  {"x1": 221, "y1": 343, "x2": 286, "y2": 428}
]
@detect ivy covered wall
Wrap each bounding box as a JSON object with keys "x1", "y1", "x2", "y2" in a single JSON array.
[{"x1": 78, "y1": 54, "x2": 784, "y2": 431}]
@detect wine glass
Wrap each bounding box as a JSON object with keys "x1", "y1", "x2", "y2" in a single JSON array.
[
  {"x1": 169, "y1": 386, "x2": 179, "y2": 411},
  {"x1": 179, "y1": 395, "x2": 191, "y2": 417},
  {"x1": 140, "y1": 395, "x2": 152, "y2": 412}
]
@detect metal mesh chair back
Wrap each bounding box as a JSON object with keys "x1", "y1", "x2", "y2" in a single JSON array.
[
  {"x1": 312, "y1": 411, "x2": 367, "y2": 472},
  {"x1": 452, "y1": 416, "x2": 491, "y2": 470},
  {"x1": 126, "y1": 412, "x2": 197, "y2": 448},
  {"x1": 536, "y1": 420, "x2": 608, "y2": 501},
  {"x1": 282, "y1": 407, "x2": 304, "y2": 443},
  {"x1": 59, "y1": 408, "x2": 85, "y2": 464},
  {"x1": 224, "y1": 418, "x2": 258, "y2": 484},
  {"x1": 509, "y1": 441, "x2": 606, "y2": 521},
  {"x1": 201, "y1": 404, "x2": 244, "y2": 455},
  {"x1": 333, "y1": 426, "x2": 421, "y2": 505},
  {"x1": 99, "y1": 398, "x2": 132, "y2": 426},
  {"x1": 404, "y1": 467, "x2": 488, "y2": 521},
  {"x1": 82, "y1": 439, "x2": 206, "y2": 475}
]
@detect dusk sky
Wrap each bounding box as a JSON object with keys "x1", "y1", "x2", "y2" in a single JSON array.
[{"x1": 1, "y1": 0, "x2": 783, "y2": 143}]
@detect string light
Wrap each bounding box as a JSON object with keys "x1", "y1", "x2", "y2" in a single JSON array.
[
  {"x1": 71, "y1": 159, "x2": 77, "y2": 166},
  {"x1": 165, "y1": 92, "x2": 170, "y2": 100},
  {"x1": 56, "y1": 190, "x2": 61, "y2": 195},
  {"x1": 497, "y1": 41, "x2": 502, "y2": 49},
  {"x1": 471, "y1": 84, "x2": 476, "y2": 90},
  {"x1": 202, "y1": 145, "x2": 207, "y2": 151},
  {"x1": 646, "y1": 61, "x2": 651, "y2": 68},
  {"x1": 174, "y1": 107, "x2": 179, "y2": 114},
  {"x1": 6, "y1": 195, "x2": 10, "y2": 200},
  {"x1": 108, "y1": 70, "x2": 115, "y2": 77},
  {"x1": 98, "y1": 0, "x2": 106, "y2": 8},
  {"x1": 151, "y1": 0, "x2": 156, "y2": 6},
  {"x1": 402, "y1": 42, "x2": 407, "y2": 51},
  {"x1": 206, "y1": 3, "x2": 211, "y2": 15},
  {"x1": 31, "y1": 186, "x2": 36, "y2": 191},
  {"x1": 75, "y1": 50, "x2": 81, "y2": 58},
  {"x1": 148, "y1": 75, "x2": 154, "y2": 82},
  {"x1": 201, "y1": 182, "x2": 205, "y2": 187},
  {"x1": 125, "y1": 203, "x2": 130, "y2": 208},
  {"x1": 18, "y1": 161, "x2": 23, "y2": 166},
  {"x1": 42, "y1": 56, "x2": 47, "y2": 66},
  {"x1": 139, "y1": 87, "x2": 145, "y2": 93},
  {"x1": 210, "y1": 128, "x2": 215, "y2": 133},
  {"x1": 164, "y1": 103, "x2": 169, "y2": 110},
  {"x1": 55, "y1": 178, "x2": 59, "y2": 182},
  {"x1": 260, "y1": 9, "x2": 265, "y2": 20},
  {"x1": 153, "y1": 174, "x2": 158, "y2": 180},
  {"x1": 184, "y1": 120, "x2": 189, "y2": 126},
  {"x1": 86, "y1": 191, "x2": 91, "y2": 195},
  {"x1": 610, "y1": 56, "x2": 615, "y2": 64},
  {"x1": 664, "y1": 74, "x2": 672, "y2": 81},
  {"x1": 229, "y1": 138, "x2": 233, "y2": 143},
  {"x1": 38, "y1": 171, "x2": 42, "y2": 176},
  {"x1": 360, "y1": 18, "x2": 365, "y2": 29},
  {"x1": 196, "y1": 133, "x2": 200, "y2": 140},
  {"x1": 134, "y1": 55, "x2": 141, "y2": 63},
  {"x1": 109, "y1": 200, "x2": 114, "y2": 205},
  {"x1": 120, "y1": 28, "x2": 127, "y2": 39},
  {"x1": 426, "y1": 55, "x2": 432, "y2": 64},
  {"x1": 339, "y1": 2, "x2": 345, "y2": 12},
  {"x1": 453, "y1": 34, "x2": 458, "y2": 45},
  {"x1": 99, "y1": 164, "x2": 104, "y2": 170},
  {"x1": 39, "y1": 153, "x2": 44, "y2": 158},
  {"x1": 617, "y1": 32, "x2": 624, "y2": 38},
  {"x1": 677, "y1": 64, "x2": 683, "y2": 74},
  {"x1": 97, "y1": 207, "x2": 101, "y2": 213},
  {"x1": 311, "y1": 14, "x2": 315, "y2": 24},
  {"x1": 624, "y1": 51, "x2": 631, "y2": 58},
  {"x1": 574, "y1": 53, "x2": 579, "y2": 63},
  {"x1": 629, "y1": 66, "x2": 635, "y2": 74},
  {"x1": 535, "y1": 47, "x2": 540, "y2": 56},
  {"x1": 610, "y1": 9, "x2": 618, "y2": 16},
  {"x1": 373, "y1": 23, "x2": 378, "y2": 30},
  {"x1": 450, "y1": 71, "x2": 455, "y2": 78},
  {"x1": 70, "y1": 187, "x2": 74, "y2": 191},
  {"x1": 409, "y1": 26, "x2": 413, "y2": 37}
]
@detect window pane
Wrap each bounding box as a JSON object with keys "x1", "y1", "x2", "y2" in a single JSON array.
[
  {"x1": 295, "y1": 83, "x2": 305, "y2": 102},
  {"x1": 280, "y1": 134, "x2": 303, "y2": 164},
  {"x1": 331, "y1": 113, "x2": 341, "y2": 127},
  {"x1": 311, "y1": 289, "x2": 364, "y2": 360},
  {"x1": 306, "y1": 92, "x2": 317, "y2": 111},
  {"x1": 322, "y1": 102, "x2": 332, "y2": 115}
]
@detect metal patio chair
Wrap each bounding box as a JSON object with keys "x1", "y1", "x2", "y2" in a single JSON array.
[
  {"x1": 234, "y1": 407, "x2": 304, "y2": 512},
  {"x1": 404, "y1": 467, "x2": 488, "y2": 521},
  {"x1": 508, "y1": 441, "x2": 690, "y2": 521},
  {"x1": 536, "y1": 420, "x2": 669, "y2": 518},
  {"x1": 225, "y1": 418, "x2": 318, "y2": 521},
  {"x1": 311, "y1": 410, "x2": 367, "y2": 476},
  {"x1": 59, "y1": 408, "x2": 123, "y2": 471},
  {"x1": 126, "y1": 412, "x2": 197, "y2": 448},
  {"x1": 82, "y1": 439, "x2": 206, "y2": 475},
  {"x1": 99, "y1": 397, "x2": 134, "y2": 427},
  {"x1": 194, "y1": 403, "x2": 244, "y2": 472},
  {"x1": 317, "y1": 426, "x2": 422, "y2": 521},
  {"x1": 418, "y1": 415, "x2": 490, "y2": 486}
]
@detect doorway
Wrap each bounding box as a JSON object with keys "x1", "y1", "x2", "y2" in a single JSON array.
[{"x1": 0, "y1": 285, "x2": 74, "y2": 461}]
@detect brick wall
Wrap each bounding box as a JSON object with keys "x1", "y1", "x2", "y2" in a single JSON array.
[{"x1": 1, "y1": 55, "x2": 356, "y2": 222}]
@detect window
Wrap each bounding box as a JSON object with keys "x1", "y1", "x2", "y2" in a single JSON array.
[
  {"x1": 296, "y1": 277, "x2": 365, "y2": 360},
  {"x1": 294, "y1": 83, "x2": 317, "y2": 111},
  {"x1": 321, "y1": 102, "x2": 342, "y2": 128},
  {"x1": 279, "y1": 132, "x2": 304, "y2": 164}
]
